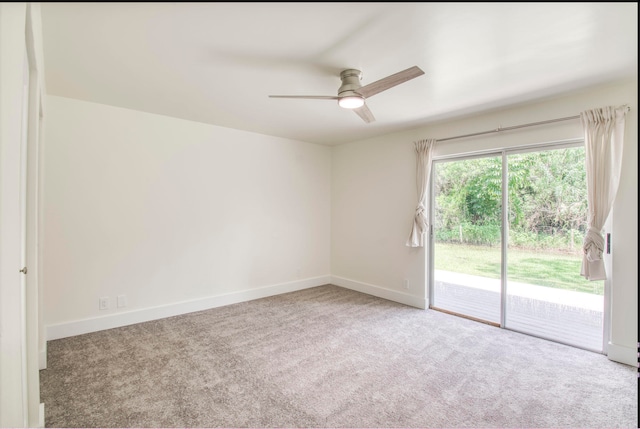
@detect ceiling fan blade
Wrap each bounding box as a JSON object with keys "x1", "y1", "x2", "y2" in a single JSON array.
[
  {"x1": 268, "y1": 95, "x2": 339, "y2": 100},
  {"x1": 353, "y1": 103, "x2": 375, "y2": 123},
  {"x1": 356, "y1": 66, "x2": 425, "y2": 99}
]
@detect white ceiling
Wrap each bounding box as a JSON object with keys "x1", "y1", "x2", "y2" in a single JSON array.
[{"x1": 40, "y1": 2, "x2": 638, "y2": 146}]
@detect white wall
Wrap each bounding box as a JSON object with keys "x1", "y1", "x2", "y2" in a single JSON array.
[
  {"x1": 331, "y1": 131, "x2": 427, "y2": 308},
  {"x1": 331, "y1": 79, "x2": 637, "y2": 365},
  {"x1": 43, "y1": 96, "x2": 331, "y2": 338}
]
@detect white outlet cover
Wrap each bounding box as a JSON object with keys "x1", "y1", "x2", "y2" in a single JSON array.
[
  {"x1": 117, "y1": 295, "x2": 127, "y2": 308},
  {"x1": 99, "y1": 297, "x2": 109, "y2": 310}
]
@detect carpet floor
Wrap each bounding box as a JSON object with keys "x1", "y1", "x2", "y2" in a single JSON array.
[{"x1": 40, "y1": 284, "x2": 638, "y2": 428}]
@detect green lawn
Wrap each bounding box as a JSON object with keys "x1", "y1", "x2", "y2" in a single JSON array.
[{"x1": 434, "y1": 242, "x2": 603, "y2": 295}]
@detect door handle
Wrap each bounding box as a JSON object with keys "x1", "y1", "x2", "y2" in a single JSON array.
[{"x1": 19, "y1": 267, "x2": 27, "y2": 275}]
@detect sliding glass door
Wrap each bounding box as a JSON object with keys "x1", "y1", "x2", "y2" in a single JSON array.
[
  {"x1": 431, "y1": 155, "x2": 502, "y2": 325},
  {"x1": 503, "y1": 148, "x2": 604, "y2": 351},
  {"x1": 431, "y1": 143, "x2": 604, "y2": 352}
]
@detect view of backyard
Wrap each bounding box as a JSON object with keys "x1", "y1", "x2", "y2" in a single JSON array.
[
  {"x1": 432, "y1": 146, "x2": 604, "y2": 295},
  {"x1": 434, "y1": 242, "x2": 603, "y2": 295}
]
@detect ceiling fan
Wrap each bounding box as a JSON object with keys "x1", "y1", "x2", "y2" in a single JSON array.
[{"x1": 268, "y1": 66, "x2": 425, "y2": 123}]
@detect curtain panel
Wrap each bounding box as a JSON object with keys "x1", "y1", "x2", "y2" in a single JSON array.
[
  {"x1": 580, "y1": 104, "x2": 629, "y2": 281},
  {"x1": 406, "y1": 139, "x2": 436, "y2": 248}
]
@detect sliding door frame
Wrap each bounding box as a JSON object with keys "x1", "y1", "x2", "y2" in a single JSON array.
[{"x1": 428, "y1": 138, "x2": 610, "y2": 353}]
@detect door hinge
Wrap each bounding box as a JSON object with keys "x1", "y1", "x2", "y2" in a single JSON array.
[{"x1": 19, "y1": 267, "x2": 27, "y2": 275}]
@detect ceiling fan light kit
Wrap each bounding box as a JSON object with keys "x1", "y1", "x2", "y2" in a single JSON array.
[
  {"x1": 338, "y1": 95, "x2": 365, "y2": 109},
  {"x1": 269, "y1": 66, "x2": 425, "y2": 123}
]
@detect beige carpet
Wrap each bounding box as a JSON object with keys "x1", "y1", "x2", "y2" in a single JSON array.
[{"x1": 40, "y1": 285, "x2": 638, "y2": 428}]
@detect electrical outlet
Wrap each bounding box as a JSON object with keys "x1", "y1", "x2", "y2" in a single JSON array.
[
  {"x1": 99, "y1": 297, "x2": 109, "y2": 310},
  {"x1": 403, "y1": 279, "x2": 410, "y2": 290},
  {"x1": 117, "y1": 295, "x2": 127, "y2": 308}
]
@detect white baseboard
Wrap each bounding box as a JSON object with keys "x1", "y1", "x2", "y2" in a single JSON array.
[
  {"x1": 39, "y1": 343, "x2": 47, "y2": 370},
  {"x1": 607, "y1": 341, "x2": 637, "y2": 367},
  {"x1": 331, "y1": 275, "x2": 426, "y2": 309},
  {"x1": 46, "y1": 276, "x2": 331, "y2": 341}
]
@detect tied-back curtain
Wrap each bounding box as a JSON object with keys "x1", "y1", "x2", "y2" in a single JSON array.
[
  {"x1": 580, "y1": 105, "x2": 629, "y2": 281},
  {"x1": 406, "y1": 139, "x2": 436, "y2": 247}
]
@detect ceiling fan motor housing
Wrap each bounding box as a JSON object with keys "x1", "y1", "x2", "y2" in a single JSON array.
[{"x1": 338, "y1": 69, "x2": 363, "y2": 98}]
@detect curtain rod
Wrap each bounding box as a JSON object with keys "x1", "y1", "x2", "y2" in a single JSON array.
[{"x1": 436, "y1": 115, "x2": 581, "y2": 143}]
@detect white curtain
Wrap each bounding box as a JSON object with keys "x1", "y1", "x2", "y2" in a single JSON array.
[
  {"x1": 406, "y1": 139, "x2": 436, "y2": 247},
  {"x1": 580, "y1": 105, "x2": 629, "y2": 281}
]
